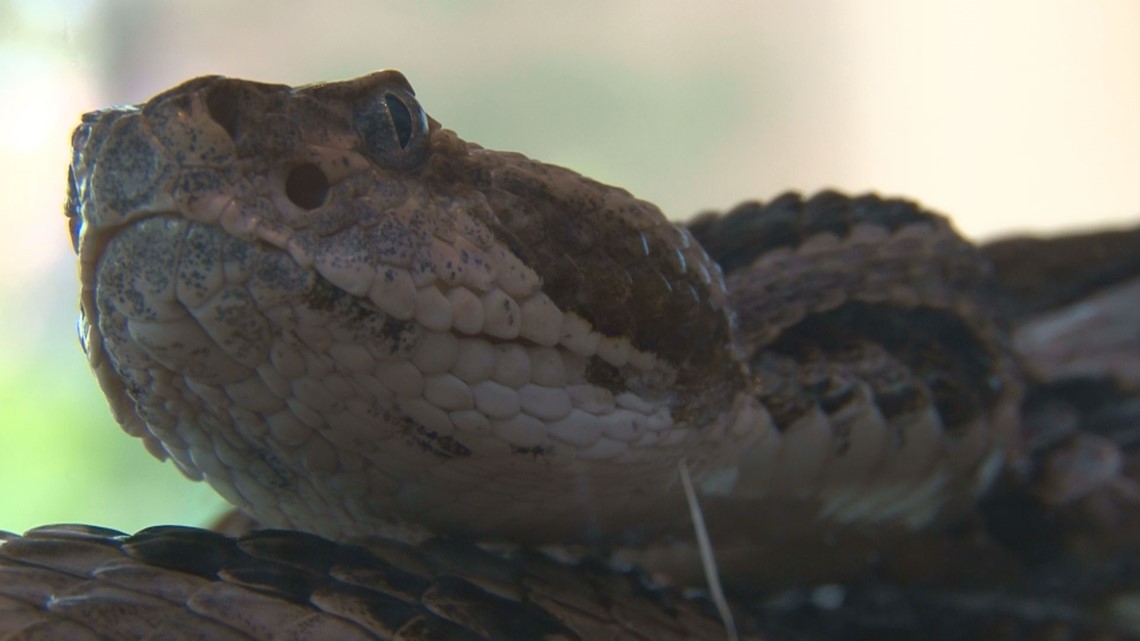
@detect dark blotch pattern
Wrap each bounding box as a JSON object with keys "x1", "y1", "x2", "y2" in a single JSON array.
[
  {"x1": 763, "y1": 303, "x2": 1003, "y2": 431},
  {"x1": 474, "y1": 158, "x2": 741, "y2": 405},
  {"x1": 688, "y1": 191, "x2": 933, "y2": 276}
]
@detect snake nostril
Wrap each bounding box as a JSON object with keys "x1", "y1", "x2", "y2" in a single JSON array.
[
  {"x1": 66, "y1": 165, "x2": 82, "y2": 253},
  {"x1": 285, "y1": 163, "x2": 330, "y2": 210},
  {"x1": 68, "y1": 215, "x2": 81, "y2": 253}
]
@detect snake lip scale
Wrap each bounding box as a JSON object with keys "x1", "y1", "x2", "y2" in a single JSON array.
[{"x1": 12, "y1": 69, "x2": 1133, "y2": 639}]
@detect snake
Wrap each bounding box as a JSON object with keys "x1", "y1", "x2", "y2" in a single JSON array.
[{"x1": 2, "y1": 70, "x2": 1139, "y2": 640}]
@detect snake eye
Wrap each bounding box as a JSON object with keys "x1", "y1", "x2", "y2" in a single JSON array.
[{"x1": 355, "y1": 87, "x2": 429, "y2": 169}]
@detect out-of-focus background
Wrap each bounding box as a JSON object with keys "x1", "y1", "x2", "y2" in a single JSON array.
[{"x1": 2, "y1": 0, "x2": 1139, "y2": 534}]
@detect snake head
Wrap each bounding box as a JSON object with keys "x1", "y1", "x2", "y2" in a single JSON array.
[{"x1": 66, "y1": 71, "x2": 751, "y2": 545}]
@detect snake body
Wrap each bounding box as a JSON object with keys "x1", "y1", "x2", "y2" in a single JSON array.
[
  {"x1": 3, "y1": 70, "x2": 1138, "y2": 639},
  {"x1": 65, "y1": 70, "x2": 1016, "y2": 549}
]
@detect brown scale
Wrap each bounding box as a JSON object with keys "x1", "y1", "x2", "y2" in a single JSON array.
[
  {"x1": 694, "y1": 192, "x2": 1014, "y2": 439},
  {"x1": 51, "y1": 70, "x2": 1140, "y2": 640}
]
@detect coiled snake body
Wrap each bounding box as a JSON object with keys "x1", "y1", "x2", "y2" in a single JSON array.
[{"x1": 3, "y1": 71, "x2": 1139, "y2": 640}]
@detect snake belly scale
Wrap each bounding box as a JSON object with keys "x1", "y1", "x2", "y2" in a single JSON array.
[{"x1": 64, "y1": 70, "x2": 1019, "y2": 587}]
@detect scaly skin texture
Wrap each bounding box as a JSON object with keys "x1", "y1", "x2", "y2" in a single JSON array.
[
  {"x1": 29, "y1": 70, "x2": 1140, "y2": 639},
  {"x1": 0, "y1": 525, "x2": 730, "y2": 641},
  {"x1": 69, "y1": 71, "x2": 746, "y2": 548},
  {"x1": 65, "y1": 72, "x2": 1020, "y2": 567}
]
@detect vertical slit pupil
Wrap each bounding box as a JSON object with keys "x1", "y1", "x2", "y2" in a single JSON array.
[{"x1": 384, "y1": 94, "x2": 413, "y2": 149}]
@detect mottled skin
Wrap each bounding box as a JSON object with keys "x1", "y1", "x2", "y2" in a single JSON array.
[
  {"x1": 61, "y1": 70, "x2": 1028, "y2": 582},
  {"x1": 5, "y1": 67, "x2": 1136, "y2": 638},
  {"x1": 0, "y1": 525, "x2": 730, "y2": 641},
  {"x1": 68, "y1": 71, "x2": 749, "y2": 550}
]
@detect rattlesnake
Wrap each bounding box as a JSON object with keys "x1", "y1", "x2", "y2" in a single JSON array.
[{"x1": 3, "y1": 70, "x2": 1139, "y2": 640}]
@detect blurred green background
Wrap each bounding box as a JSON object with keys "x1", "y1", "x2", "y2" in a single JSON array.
[{"x1": 2, "y1": 0, "x2": 1139, "y2": 534}]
